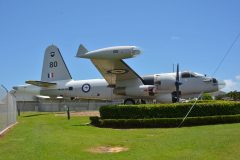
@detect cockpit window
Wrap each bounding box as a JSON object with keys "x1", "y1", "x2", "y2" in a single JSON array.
[
  {"x1": 181, "y1": 72, "x2": 197, "y2": 78},
  {"x1": 181, "y1": 72, "x2": 191, "y2": 78},
  {"x1": 190, "y1": 73, "x2": 196, "y2": 78}
]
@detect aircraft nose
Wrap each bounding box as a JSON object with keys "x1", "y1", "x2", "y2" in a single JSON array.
[
  {"x1": 217, "y1": 80, "x2": 226, "y2": 90},
  {"x1": 132, "y1": 47, "x2": 141, "y2": 56},
  {"x1": 212, "y1": 78, "x2": 226, "y2": 90},
  {"x1": 12, "y1": 86, "x2": 19, "y2": 90},
  {"x1": 212, "y1": 78, "x2": 218, "y2": 84}
]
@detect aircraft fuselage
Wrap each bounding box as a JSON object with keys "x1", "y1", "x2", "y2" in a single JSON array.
[{"x1": 13, "y1": 72, "x2": 222, "y2": 103}]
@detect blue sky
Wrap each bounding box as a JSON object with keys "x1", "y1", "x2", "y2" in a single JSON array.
[{"x1": 0, "y1": 0, "x2": 240, "y2": 92}]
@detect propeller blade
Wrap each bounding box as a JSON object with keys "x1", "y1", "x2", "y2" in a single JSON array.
[
  {"x1": 176, "y1": 64, "x2": 179, "y2": 82},
  {"x1": 175, "y1": 63, "x2": 181, "y2": 102}
]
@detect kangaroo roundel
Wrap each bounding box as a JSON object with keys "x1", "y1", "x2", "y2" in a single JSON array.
[
  {"x1": 50, "y1": 52, "x2": 55, "y2": 57},
  {"x1": 82, "y1": 83, "x2": 91, "y2": 93}
]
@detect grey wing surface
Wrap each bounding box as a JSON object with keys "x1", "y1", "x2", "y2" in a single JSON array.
[{"x1": 91, "y1": 59, "x2": 145, "y2": 87}]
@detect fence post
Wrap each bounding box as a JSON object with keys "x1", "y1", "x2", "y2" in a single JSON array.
[
  {"x1": 17, "y1": 106, "x2": 20, "y2": 116},
  {"x1": 1, "y1": 85, "x2": 9, "y2": 126},
  {"x1": 67, "y1": 106, "x2": 70, "y2": 120}
]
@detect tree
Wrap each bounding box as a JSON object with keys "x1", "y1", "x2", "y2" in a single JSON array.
[
  {"x1": 201, "y1": 93, "x2": 213, "y2": 100},
  {"x1": 227, "y1": 91, "x2": 240, "y2": 101},
  {"x1": 215, "y1": 91, "x2": 240, "y2": 101}
]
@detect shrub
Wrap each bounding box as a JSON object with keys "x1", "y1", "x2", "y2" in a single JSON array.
[
  {"x1": 89, "y1": 116, "x2": 100, "y2": 126},
  {"x1": 201, "y1": 93, "x2": 213, "y2": 100},
  {"x1": 90, "y1": 114, "x2": 240, "y2": 128},
  {"x1": 99, "y1": 101, "x2": 240, "y2": 119}
]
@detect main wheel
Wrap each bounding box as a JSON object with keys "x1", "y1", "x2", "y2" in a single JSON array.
[
  {"x1": 124, "y1": 99, "x2": 135, "y2": 105},
  {"x1": 140, "y1": 99, "x2": 146, "y2": 104}
]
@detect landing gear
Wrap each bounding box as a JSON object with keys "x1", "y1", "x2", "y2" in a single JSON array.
[
  {"x1": 124, "y1": 99, "x2": 146, "y2": 104},
  {"x1": 172, "y1": 91, "x2": 181, "y2": 103},
  {"x1": 140, "y1": 99, "x2": 146, "y2": 104},
  {"x1": 124, "y1": 99, "x2": 135, "y2": 105}
]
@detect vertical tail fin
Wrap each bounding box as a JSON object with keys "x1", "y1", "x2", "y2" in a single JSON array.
[
  {"x1": 41, "y1": 45, "x2": 72, "y2": 82},
  {"x1": 76, "y1": 44, "x2": 88, "y2": 57}
]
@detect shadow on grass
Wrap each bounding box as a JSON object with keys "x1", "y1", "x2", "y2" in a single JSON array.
[
  {"x1": 23, "y1": 113, "x2": 50, "y2": 118},
  {"x1": 72, "y1": 123, "x2": 90, "y2": 127}
]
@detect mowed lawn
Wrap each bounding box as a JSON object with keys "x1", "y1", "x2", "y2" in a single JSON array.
[{"x1": 1, "y1": 112, "x2": 240, "y2": 160}]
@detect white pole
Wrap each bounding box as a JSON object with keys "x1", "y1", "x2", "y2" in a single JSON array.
[{"x1": 178, "y1": 92, "x2": 203, "y2": 128}]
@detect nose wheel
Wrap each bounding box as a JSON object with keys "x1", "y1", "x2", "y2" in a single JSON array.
[{"x1": 172, "y1": 91, "x2": 181, "y2": 103}]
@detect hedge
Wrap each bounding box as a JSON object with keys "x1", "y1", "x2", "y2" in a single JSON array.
[
  {"x1": 99, "y1": 101, "x2": 240, "y2": 119},
  {"x1": 90, "y1": 114, "x2": 240, "y2": 128}
]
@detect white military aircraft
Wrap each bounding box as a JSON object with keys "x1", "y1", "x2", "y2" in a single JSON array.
[{"x1": 12, "y1": 45, "x2": 225, "y2": 104}]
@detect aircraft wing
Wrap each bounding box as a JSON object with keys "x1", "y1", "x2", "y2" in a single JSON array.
[
  {"x1": 26, "y1": 80, "x2": 57, "y2": 87},
  {"x1": 90, "y1": 59, "x2": 145, "y2": 87}
]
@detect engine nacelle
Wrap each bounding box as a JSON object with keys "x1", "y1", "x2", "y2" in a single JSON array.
[
  {"x1": 79, "y1": 46, "x2": 141, "y2": 59},
  {"x1": 155, "y1": 93, "x2": 172, "y2": 103},
  {"x1": 155, "y1": 75, "x2": 175, "y2": 91},
  {"x1": 113, "y1": 85, "x2": 155, "y2": 97}
]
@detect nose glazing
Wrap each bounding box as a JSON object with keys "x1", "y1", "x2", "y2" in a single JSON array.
[
  {"x1": 132, "y1": 47, "x2": 141, "y2": 55},
  {"x1": 12, "y1": 86, "x2": 19, "y2": 90},
  {"x1": 212, "y1": 78, "x2": 226, "y2": 90},
  {"x1": 212, "y1": 78, "x2": 218, "y2": 84},
  {"x1": 217, "y1": 80, "x2": 226, "y2": 90}
]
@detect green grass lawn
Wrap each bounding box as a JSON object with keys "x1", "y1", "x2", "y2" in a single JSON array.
[{"x1": 1, "y1": 112, "x2": 240, "y2": 160}]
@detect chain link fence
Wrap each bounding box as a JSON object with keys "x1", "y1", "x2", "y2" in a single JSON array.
[{"x1": 0, "y1": 85, "x2": 17, "y2": 134}]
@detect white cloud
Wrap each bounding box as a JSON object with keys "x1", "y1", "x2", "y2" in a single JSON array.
[
  {"x1": 222, "y1": 75, "x2": 240, "y2": 92},
  {"x1": 222, "y1": 79, "x2": 240, "y2": 92},
  {"x1": 235, "y1": 75, "x2": 240, "y2": 81}
]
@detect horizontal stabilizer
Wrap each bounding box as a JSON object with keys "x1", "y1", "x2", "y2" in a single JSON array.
[
  {"x1": 26, "y1": 80, "x2": 57, "y2": 87},
  {"x1": 76, "y1": 44, "x2": 88, "y2": 57},
  {"x1": 35, "y1": 95, "x2": 51, "y2": 99}
]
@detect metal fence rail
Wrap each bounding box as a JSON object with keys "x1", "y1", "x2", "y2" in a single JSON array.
[{"x1": 0, "y1": 85, "x2": 17, "y2": 134}]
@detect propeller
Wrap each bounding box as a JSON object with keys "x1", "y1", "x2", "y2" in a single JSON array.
[{"x1": 174, "y1": 64, "x2": 182, "y2": 102}]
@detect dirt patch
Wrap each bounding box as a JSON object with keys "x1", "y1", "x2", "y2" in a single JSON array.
[
  {"x1": 55, "y1": 111, "x2": 99, "y2": 117},
  {"x1": 88, "y1": 146, "x2": 128, "y2": 153}
]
